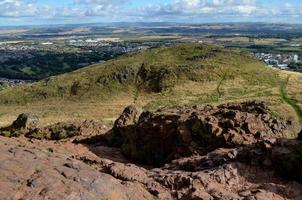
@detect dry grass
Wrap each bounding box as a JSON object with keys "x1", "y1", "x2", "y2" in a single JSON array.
[
  {"x1": 216, "y1": 37, "x2": 250, "y2": 43},
  {"x1": 0, "y1": 70, "x2": 301, "y2": 129},
  {"x1": 215, "y1": 37, "x2": 286, "y2": 45},
  {"x1": 253, "y1": 38, "x2": 287, "y2": 45},
  {"x1": 0, "y1": 91, "x2": 158, "y2": 127}
]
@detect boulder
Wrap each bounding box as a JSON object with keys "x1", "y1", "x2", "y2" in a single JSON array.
[
  {"x1": 107, "y1": 105, "x2": 142, "y2": 147},
  {"x1": 0, "y1": 113, "x2": 39, "y2": 137},
  {"x1": 109, "y1": 101, "x2": 294, "y2": 165},
  {"x1": 11, "y1": 113, "x2": 39, "y2": 130},
  {"x1": 114, "y1": 105, "x2": 142, "y2": 128}
]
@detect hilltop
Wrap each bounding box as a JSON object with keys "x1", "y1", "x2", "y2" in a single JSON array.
[{"x1": 0, "y1": 43, "x2": 301, "y2": 126}]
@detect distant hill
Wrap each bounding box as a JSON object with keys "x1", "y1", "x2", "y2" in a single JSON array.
[
  {"x1": 0, "y1": 43, "x2": 278, "y2": 102},
  {"x1": 0, "y1": 43, "x2": 301, "y2": 127}
]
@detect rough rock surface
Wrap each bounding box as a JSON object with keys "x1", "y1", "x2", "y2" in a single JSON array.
[
  {"x1": 0, "y1": 119, "x2": 108, "y2": 140},
  {"x1": 1, "y1": 101, "x2": 302, "y2": 200},
  {"x1": 109, "y1": 101, "x2": 296, "y2": 165},
  {"x1": 0, "y1": 135, "x2": 301, "y2": 200},
  {"x1": 0, "y1": 113, "x2": 39, "y2": 137},
  {"x1": 0, "y1": 136, "x2": 154, "y2": 200},
  {"x1": 114, "y1": 105, "x2": 142, "y2": 128}
]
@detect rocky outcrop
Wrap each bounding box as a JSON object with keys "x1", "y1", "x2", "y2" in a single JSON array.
[
  {"x1": 101, "y1": 137, "x2": 302, "y2": 199},
  {"x1": 114, "y1": 105, "x2": 142, "y2": 128},
  {"x1": 0, "y1": 118, "x2": 107, "y2": 140},
  {"x1": 0, "y1": 137, "x2": 155, "y2": 200},
  {"x1": 0, "y1": 113, "x2": 39, "y2": 137},
  {"x1": 1, "y1": 101, "x2": 301, "y2": 200},
  {"x1": 109, "y1": 101, "x2": 295, "y2": 165},
  {"x1": 11, "y1": 113, "x2": 39, "y2": 130},
  {"x1": 26, "y1": 122, "x2": 82, "y2": 140},
  {"x1": 1, "y1": 135, "x2": 301, "y2": 200},
  {"x1": 107, "y1": 105, "x2": 142, "y2": 146}
]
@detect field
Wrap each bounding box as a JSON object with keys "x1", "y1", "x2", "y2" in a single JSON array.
[{"x1": 207, "y1": 36, "x2": 302, "y2": 55}]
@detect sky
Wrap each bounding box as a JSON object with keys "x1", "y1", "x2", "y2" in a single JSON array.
[{"x1": 1, "y1": 0, "x2": 302, "y2": 26}]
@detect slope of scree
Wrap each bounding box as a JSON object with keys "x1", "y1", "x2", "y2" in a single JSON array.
[
  {"x1": 0, "y1": 43, "x2": 278, "y2": 104},
  {"x1": 107, "y1": 101, "x2": 297, "y2": 165}
]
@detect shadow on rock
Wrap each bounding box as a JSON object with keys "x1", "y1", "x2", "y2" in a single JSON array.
[{"x1": 104, "y1": 101, "x2": 299, "y2": 166}]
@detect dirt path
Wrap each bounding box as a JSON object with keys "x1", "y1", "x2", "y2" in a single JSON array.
[{"x1": 280, "y1": 75, "x2": 302, "y2": 124}]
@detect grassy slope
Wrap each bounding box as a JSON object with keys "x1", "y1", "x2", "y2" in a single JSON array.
[
  {"x1": 282, "y1": 72, "x2": 302, "y2": 124},
  {"x1": 0, "y1": 43, "x2": 301, "y2": 129}
]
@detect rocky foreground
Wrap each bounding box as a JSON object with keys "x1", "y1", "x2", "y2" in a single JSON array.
[{"x1": 0, "y1": 101, "x2": 302, "y2": 200}]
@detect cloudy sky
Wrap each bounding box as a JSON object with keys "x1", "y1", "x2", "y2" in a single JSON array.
[{"x1": 1, "y1": 0, "x2": 302, "y2": 26}]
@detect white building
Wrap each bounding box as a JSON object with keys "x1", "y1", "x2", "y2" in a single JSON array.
[
  {"x1": 294, "y1": 55, "x2": 299, "y2": 63},
  {"x1": 41, "y1": 42, "x2": 53, "y2": 45}
]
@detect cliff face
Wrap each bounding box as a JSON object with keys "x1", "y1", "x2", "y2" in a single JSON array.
[{"x1": 0, "y1": 101, "x2": 302, "y2": 200}]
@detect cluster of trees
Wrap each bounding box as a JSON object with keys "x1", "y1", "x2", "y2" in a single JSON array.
[
  {"x1": 289, "y1": 61, "x2": 302, "y2": 72},
  {"x1": 0, "y1": 50, "x2": 122, "y2": 80}
]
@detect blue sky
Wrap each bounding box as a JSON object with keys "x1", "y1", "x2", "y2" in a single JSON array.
[{"x1": 1, "y1": 0, "x2": 302, "y2": 26}]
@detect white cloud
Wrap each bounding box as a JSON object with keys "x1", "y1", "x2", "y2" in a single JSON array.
[
  {"x1": 0, "y1": 0, "x2": 302, "y2": 24},
  {"x1": 0, "y1": 0, "x2": 53, "y2": 17},
  {"x1": 74, "y1": 0, "x2": 127, "y2": 5},
  {"x1": 136, "y1": 0, "x2": 258, "y2": 17},
  {"x1": 69, "y1": 0, "x2": 127, "y2": 17},
  {"x1": 132, "y1": 0, "x2": 302, "y2": 22},
  {"x1": 0, "y1": 0, "x2": 125, "y2": 19}
]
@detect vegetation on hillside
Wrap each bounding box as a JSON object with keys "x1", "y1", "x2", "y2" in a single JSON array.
[
  {"x1": 0, "y1": 44, "x2": 278, "y2": 102},
  {"x1": 0, "y1": 43, "x2": 301, "y2": 127}
]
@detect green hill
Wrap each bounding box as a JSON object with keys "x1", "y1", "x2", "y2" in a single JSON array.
[
  {"x1": 0, "y1": 43, "x2": 301, "y2": 127},
  {"x1": 0, "y1": 44, "x2": 278, "y2": 102}
]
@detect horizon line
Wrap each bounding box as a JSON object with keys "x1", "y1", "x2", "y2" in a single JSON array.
[{"x1": 2, "y1": 21, "x2": 302, "y2": 28}]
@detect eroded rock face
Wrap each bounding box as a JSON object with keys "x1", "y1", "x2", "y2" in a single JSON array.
[
  {"x1": 109, "y1": 101, "x2": 295, "y2": 165},
  {"x1": 0, "y1": 101, "x2": 302, "y2": 200},
  {"x1": 0, "y1": 118, "x2": 107, "y2": 140},
  {"x1": 107, "y1": 105, "x2": 142, "y2": 147},
  {"x1": 114, "y1": 105, "x2": 142, "y2": 128},
  {"x1": 11, "y1": 113, "x2": 39, "y2": 130},
  {"x1": 0, "y1": 113, "x2": 39, "y2": 137}
]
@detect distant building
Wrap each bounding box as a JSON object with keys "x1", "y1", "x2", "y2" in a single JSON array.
[
  {"x1": 278, "y1": 64, "x2": 289, "y2": 70},
  {"x1": 41, "y1": 42, "x2": 53, "y2": 45},
  {"x1": 264, "y1": 59, "x2": 278, "y2": 66},
  {"x1": 294, "y1": 55, "x2": 299, "y2": 63}
]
